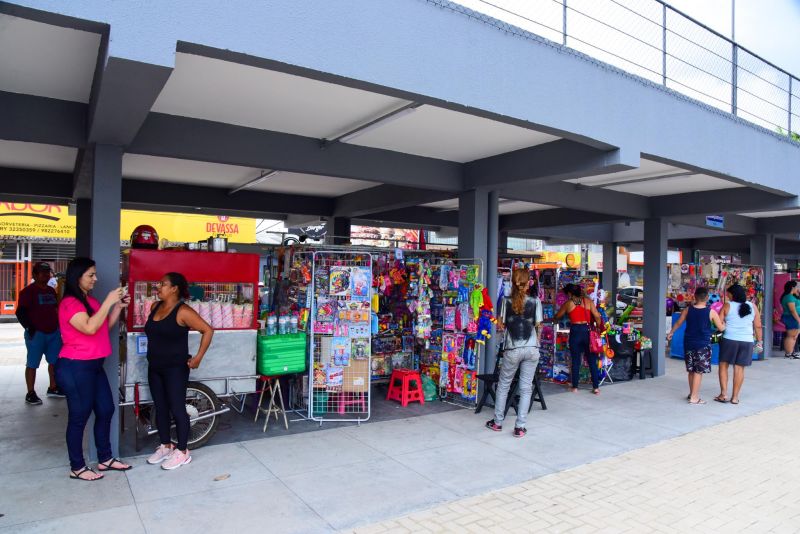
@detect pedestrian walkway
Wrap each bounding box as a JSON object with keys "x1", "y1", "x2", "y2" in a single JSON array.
[
  {"x1": 354, "y1": 400, "x2": 800, "y2": 533},
  {"x1": 1, "y1": 343, "x2": 799, "y2": 533}
]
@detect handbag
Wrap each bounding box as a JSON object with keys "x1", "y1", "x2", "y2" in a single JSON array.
[{"x1": 589, "y1": 326, "x2": 604, "y2": 354}]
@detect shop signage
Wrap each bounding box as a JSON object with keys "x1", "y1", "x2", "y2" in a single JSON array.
[
  {"x1": 0, "y1": 202, "x2": 256, "y2": 243},
  {"x1": 705, "y1": 215, "x2": 725, "y2": 229}
]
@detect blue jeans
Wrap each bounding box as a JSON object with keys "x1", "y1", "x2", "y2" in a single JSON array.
[
  {"x1": 494, "y1": 346, "x2": 540, "y2": 428},
  {"x1": 55, "y1": 358, "x2": 115, "y2": 470},
  {"x1": 569, "y1": 324, "x2": 600, "y2": 389}
]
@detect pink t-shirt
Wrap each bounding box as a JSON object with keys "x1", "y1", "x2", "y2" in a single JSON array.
[{"x1": 58, "y1": 295, "x2": 111, "y2": 360}]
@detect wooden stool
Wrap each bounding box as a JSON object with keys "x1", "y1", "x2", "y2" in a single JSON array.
[{"x1": 254, "y1": 375, "x2": 288, "y2": 431}]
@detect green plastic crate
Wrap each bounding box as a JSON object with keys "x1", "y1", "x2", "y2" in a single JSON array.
[{"x1": 257, "y1": 332, "x2": 307, "y2": 376}]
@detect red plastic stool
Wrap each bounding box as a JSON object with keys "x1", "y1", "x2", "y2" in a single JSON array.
[{"x1": 386, "y1": 368, "x2": 425, "y2": 407}]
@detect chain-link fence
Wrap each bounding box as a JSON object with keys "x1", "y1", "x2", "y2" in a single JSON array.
[{"x1": 436, "y1": 0, "x2": 799, "y2": 138}]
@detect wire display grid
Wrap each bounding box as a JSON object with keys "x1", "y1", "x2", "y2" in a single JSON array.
[
  {"x1": 426, "y1": 257, "x2": 485, "y2": 409},
  {"x1": 308, "y1": 251, "x2": 373, "y2": 423}
]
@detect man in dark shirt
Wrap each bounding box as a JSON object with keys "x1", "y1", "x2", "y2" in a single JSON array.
[{"x1": 16, "y1": 262, "x2": 64, "y2": 405}]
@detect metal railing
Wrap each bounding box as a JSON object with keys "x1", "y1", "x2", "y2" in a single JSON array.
[{"x1": 439, "y1": 0, "x2": 800, "y2": 139}]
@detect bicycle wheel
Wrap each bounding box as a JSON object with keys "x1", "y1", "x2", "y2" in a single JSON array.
[{"x1": 154, "y1": 381, "x2": 221, "y2": 450}]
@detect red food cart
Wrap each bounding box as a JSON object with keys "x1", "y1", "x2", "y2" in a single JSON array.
[{"x1": 121, "y1": 249, "x2": 260, "y2": 449}]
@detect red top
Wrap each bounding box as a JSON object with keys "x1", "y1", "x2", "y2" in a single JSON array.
[
  {"x1": 567, "y1": 299, "x2": 592, "y2": 324},
  {"x1": 17, "y1": 283, "x2": 59, "y2": 333}
]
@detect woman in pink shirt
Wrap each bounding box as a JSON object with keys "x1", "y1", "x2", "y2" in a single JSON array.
[{"x1": 56, "y1": 257, "x2": 131, "y2": 481}]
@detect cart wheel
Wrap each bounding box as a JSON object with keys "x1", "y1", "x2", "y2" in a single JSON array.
[{"x1": 172, "y1": 381, "x2": 221, "y2": 450}]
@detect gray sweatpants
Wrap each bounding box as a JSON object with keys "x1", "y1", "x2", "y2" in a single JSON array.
[{"x1": 494, "y1": 346, "x2": 540, "y2": 429}]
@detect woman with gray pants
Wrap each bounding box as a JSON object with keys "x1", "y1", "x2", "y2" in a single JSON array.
[{"x1": 486, "y1": 268, "x2": 543, "y2": 438}]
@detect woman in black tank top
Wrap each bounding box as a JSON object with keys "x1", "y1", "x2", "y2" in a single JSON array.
[{"x1": 144, "y1": 272, "x2": 213, "y2": 470}]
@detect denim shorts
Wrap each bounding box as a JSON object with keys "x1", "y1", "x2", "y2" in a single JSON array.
[
  {"x1": 783, "y1": 314, "x2": 799, "y2": 330},
  {"x1": 25, "y1": 330, "x2": 62, "y2": 368}
]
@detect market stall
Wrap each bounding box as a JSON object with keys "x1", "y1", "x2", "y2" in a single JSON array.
[{"x1": 121, "y1": 248, "x2": 260, "y2": 449}]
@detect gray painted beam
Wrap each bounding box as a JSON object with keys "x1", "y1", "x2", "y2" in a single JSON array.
[
  {"x1": 668, "y1": 213, "x2": 757, "y2": 235},
  {"x1": 602, "y1": 242, "x2": 618, "y2": 301},
  {"x1": 129, "y1": 114, "x2": 464, "y2": 191},
  {"x1": 465, "y1": 140, "x2": 637, "y2": 189},
  {"x1": 122, "y1": 179, "x2": 334, "y2": 218},
  {"x1": 0, "y1": 91, "x2": 87, "y2": 147},
  {"x1": 0, "y1": 166, "x2": 73, "y2": 202},
  {"x1": 643, "y1": 218, "x2": 667, "y2": 376},
  {"x1": 758, "y1": 215, "x2": 800, "y2": 234},
  {"x1": 334, "y1": 185, "x2": 453, "y2": 218},
  {"x1": 72, "y1": 147, "x2": 93, "y2": 199},
  {"x1": 499, "y1": 182, "x2": 650, "y2": 219},
  {"x1": 355, "y1": 206, "x2": 458, "y2": 228},
  {"x1": 515, "y1": 223, "x2": 614, "y2": 243},
  {"x1": 500, "y1": 208, "x2": 630, "y2": 231},
  {"x1": 89, "y1": 144, "x2": 122, "y2": 459},
  {"x1": 88, "y1": 57, "x2": 172, "y2": 146},
  {"x1": 651, "y1": 187, "x2": 798, "y2": 217},
  {"x1": 750, "y1": 234, "x2": 774, "y2": 359}
]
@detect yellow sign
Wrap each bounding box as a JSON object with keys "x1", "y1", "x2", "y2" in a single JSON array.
[
  {"x1": 121, "y1": 210, "x2": 255, "y2": 243},
  {"x1": 0, "y1": 203, "x2": 256, "y2": 243},
  {"x1": 0, "y1": 202, "x2": 74, "y2": 238}
]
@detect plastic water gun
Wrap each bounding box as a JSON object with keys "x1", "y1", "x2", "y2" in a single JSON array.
[{"x1": 618, "y1": 302, "x2": 636, "y2": 324}]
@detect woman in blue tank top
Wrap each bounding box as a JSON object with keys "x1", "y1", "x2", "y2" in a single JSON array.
[{"x1": 667, "y1": 287, "x2": 724, "y2": 405}]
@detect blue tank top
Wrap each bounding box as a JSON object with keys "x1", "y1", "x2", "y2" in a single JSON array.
[{"x1": 684, "y1": 305, "x2": 712, "y2": 351}]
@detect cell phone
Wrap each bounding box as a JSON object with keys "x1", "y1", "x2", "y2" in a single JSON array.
[{"x1": 121, "y1": 285, "x2": 129, "y2": 298}]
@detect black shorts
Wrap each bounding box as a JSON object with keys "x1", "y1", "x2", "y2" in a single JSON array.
[{"x1": 719, "y1": 338, "x2": 753, "y2": 367}]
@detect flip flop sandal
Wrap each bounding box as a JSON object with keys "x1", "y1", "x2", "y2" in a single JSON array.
[
  {"x1": 730, "y1": 400, "x2": 740, "y2": 405},
  {"x1": 713, "y1": 395, "x2": 728, "y2": 403},
  {"x1": 688, "y1": 399, "x2": 707, "y2": 405},
  {"x1": 98, "y1": 457, "x2": 133, "y2": 472},
  {"x1": 70, "y1": 466, "x2": 103, "y2": 481}
]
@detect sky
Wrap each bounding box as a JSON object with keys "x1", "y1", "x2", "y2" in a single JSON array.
[{"x1": 667, "y1": 0, "x2": 800, "y2": 77}]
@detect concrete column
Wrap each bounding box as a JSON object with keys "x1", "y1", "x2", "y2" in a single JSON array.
[
  {"x1": 498, "y1": 231, "x2": 509, "y2": 254},
  {"x1": 750, "y1": 234, "x2": 774, "y2": 358},
  {"x1": 90, "y1": 145, "x2": 123, "y2": 458},
  {"x1": 486, "y1": 191, "x2": 499, "y2": 371},
  {"x1": 325, "y1": 217, "x2": 351, "y2": 245},
  {"x1": 458, "y1": 189, "x2": 492, "y2": 373},
  {"x1": 75, "y1": 198, "x2": 92, "y2": 258},
  {"x1": 602, "y1": 242, "x2": 618, "y2": 312},
  {"x1": 643, "y1": 218, "x2": 668, "y2": 376}
]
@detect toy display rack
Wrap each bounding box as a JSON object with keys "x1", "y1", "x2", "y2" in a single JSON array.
[{"x1": 308, "y1": 251, "x2": 373, "y2": 424}]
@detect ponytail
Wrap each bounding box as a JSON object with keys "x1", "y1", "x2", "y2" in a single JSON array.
[{"x1": 728, "y1": 284, "x2": 751, "y2": 318}]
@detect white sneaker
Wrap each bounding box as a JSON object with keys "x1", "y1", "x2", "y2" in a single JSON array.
[
  {"x1": 147, "y1": 444, "x2": 174, "y2": 465},
  {"x1": 161, "y1": 449, "x2": 192, "y2": 470}
]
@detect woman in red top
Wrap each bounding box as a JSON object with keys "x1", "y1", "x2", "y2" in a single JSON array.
[
  {"x1": 554, "y1": 283, "x2": 604, "y2": 394},
  {"x1": 56, "y1": 257, "x2": 131, "y2": 481}
]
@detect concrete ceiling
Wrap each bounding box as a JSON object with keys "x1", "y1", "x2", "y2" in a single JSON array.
[
  {"x1": 741, "y1": 209, "x2": 800, "y2": 218},
  {"x1": 0, "y1": 140, "x2": 78, "y2": 172},
  {"x1": 345, "y1": 104, "x2": 559, "y2": 163},
  {"x1": 122, "y1": 154, "x2": 375, "y2": 197},
  {"x1": 0, "y1": 13, "x2": 100, "y2": 103},
  {"x1": 568, "y1": 158, "x2": 744, "y2": 197}
]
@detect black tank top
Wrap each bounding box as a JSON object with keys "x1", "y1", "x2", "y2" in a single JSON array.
[{"x1": 144, "y1": 301, "x2": 190, "y2": 368}]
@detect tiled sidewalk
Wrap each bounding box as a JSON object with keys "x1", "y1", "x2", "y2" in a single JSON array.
[{"x1": 353, "y1": 400, "x2": 800, "y2": 533}]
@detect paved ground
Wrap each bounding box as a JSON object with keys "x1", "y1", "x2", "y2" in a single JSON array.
[
  {"x1": 2, "y1": 319, "x2": 800, "y2": 533},
  {"x1": 355, "y1": 400, "x2": 800, "y2": 534}
]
